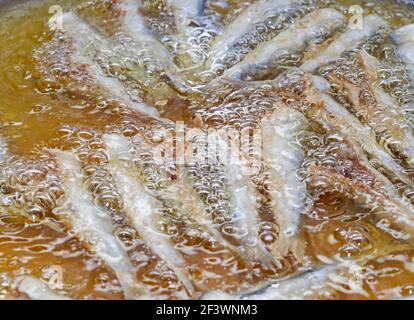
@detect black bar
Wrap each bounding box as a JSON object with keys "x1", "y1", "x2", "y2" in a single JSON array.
[{"x1": 1, "y1": 300, "x2": 411, "y2": 319}]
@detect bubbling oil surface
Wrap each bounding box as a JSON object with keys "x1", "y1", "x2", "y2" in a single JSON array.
[{"x1": 1, "y1": 0, "x2": 414, "y2": 299}]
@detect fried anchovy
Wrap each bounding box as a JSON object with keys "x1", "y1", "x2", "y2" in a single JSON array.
[
  {"x1": 261, "y1": 106, "x2": 308, "y2": 259},
  {"x1": 308, "y1": 165, "x2": 414, "y2": 240},
  {"x1": 75, "y1": 133, "x2": 191, "y2": 299},
  {"x1": 60, "y1": 12, "x2": 160, "y2": 118},
  {"x1": 208, "y1": 70, "x2": 414, "y2": 192},
  {"x1": 296, "y1": 75, "x2": 414, "y2": 236},
  {"x1": 210, "y1": 0, "x2": 295, "y2": 51},
  {"x1": 311, "y1": 74, "x2": 414, "y2": 189},
  {"x1": 301, "y1": 14, "x2": 387, "y2": 73},
  {"x1": 54, "y1": 150, "x2": 141, "y2": 299},
  {"x1": 104, "y1": 134, "x2": 263, "y2": 294},
  {"x1": 103, "y1": 134, "x2": 195, "y2": 295},
  {"x1": 114, "y1": 0, "x2": 191, "y2": 93},
  {"x1": 212, "y1": 8, "x2": 346, "y2": 82},
  {"x1": 218, "y1": 130, "x2": 278, "y2": 266},
  {"x1": 243, "y1": 262, "x2": 351, "y2": 300},
  {"x1": 205, "y1": 0, "x2": 314, "y2": 73},
  {"x1": 326, "y1": 50, "x2": 414, "y2": 166}
]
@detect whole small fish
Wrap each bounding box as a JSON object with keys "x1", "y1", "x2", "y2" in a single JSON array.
[
  {"x1": 54, "y1": 150, "x2": 141, "y2": 299},
  {"x1": 59, "y1": 12, "x2": 160, "y2": 118},
  {"x1": 301, "y1": 14, "x2": 387, "y2": 73},
  {"x1": 206, "y1": 0, "x2": 311, "y2": 71},
  {"x1": 212, "y1": 8, "x2": 346, "y2": 83},
  {"x1": 261, "y1": 106, "x2": 308, "y2": 260}
]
